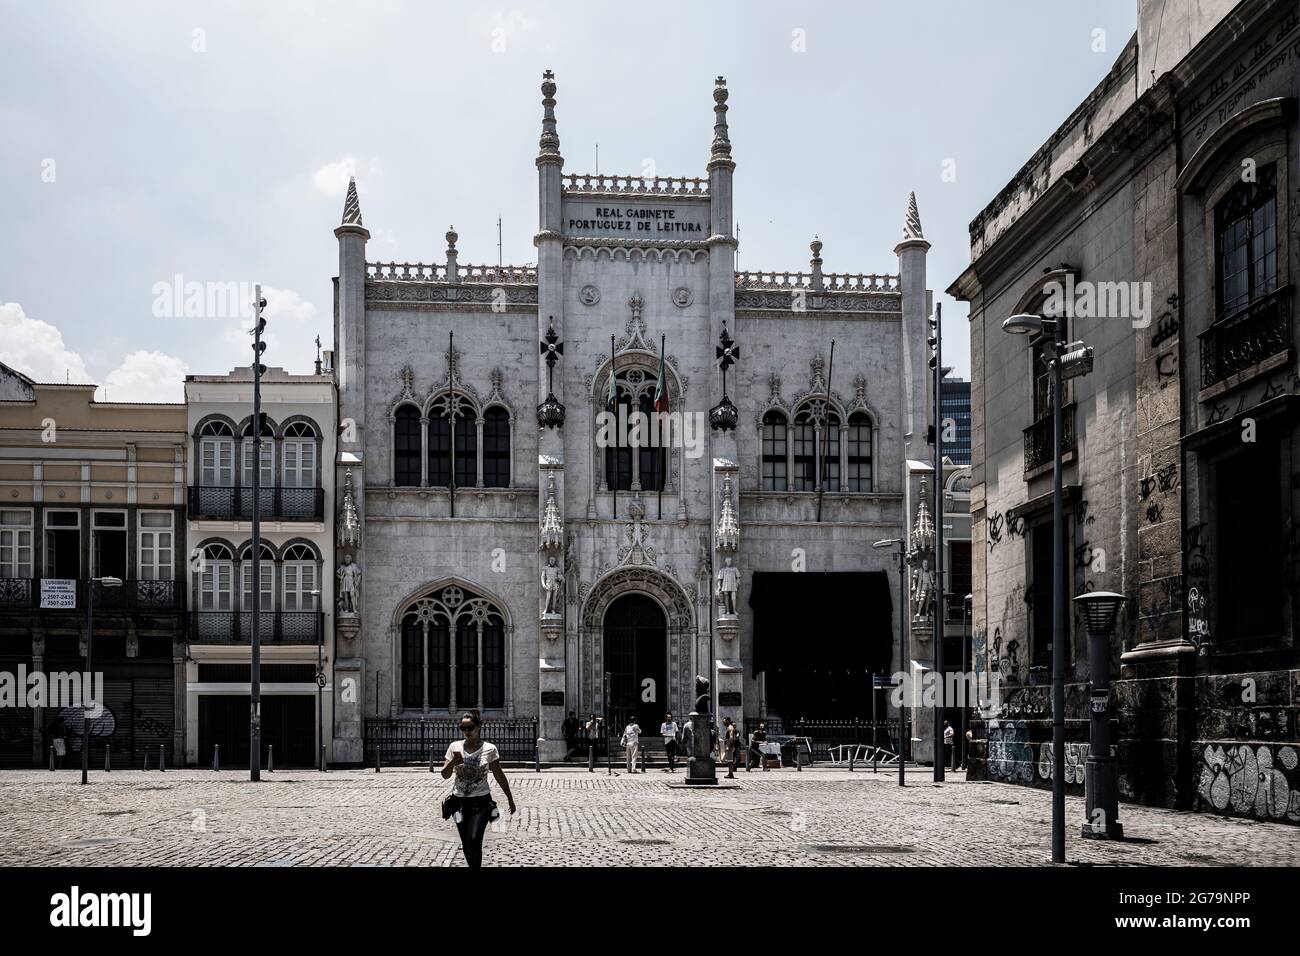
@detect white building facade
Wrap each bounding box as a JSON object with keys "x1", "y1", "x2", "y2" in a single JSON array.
[{"x1": 332, "y1": 74, "x2": 935, "y2": 762}]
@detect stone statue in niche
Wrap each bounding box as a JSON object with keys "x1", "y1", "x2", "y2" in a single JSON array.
[
  {"x1": 541, "y1": 555, "x2": 564, "y2": 617},
  {"x1": 910, "y1": 559, "x2": 934, "y2": 622},
  {"x1": 337, "y1": 554, "x2": 362, "y2": 617},
  {"x1": 715, "y1": 555, "x2": 739, "y2": 617}
]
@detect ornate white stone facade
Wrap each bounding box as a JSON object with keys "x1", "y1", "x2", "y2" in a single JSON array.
[{"x1": 330, "y1": 73, "x2": 934, "y2": 760}]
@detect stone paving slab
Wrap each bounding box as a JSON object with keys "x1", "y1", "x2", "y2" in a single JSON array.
[{"x1": 0, "y1": 767, "x2": 1296, "y2": 867}]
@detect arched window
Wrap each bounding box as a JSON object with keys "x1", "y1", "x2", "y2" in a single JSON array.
[
  {"x1": 823, "y1": 411, "x2": 841, "y2": 492},
  {"x1": 241, "y1": 419, "x2": 274, "y2": 488},
  {"x1": 281, "y1": 543, "x2": 318, "y2": 612},
  {"x1": 1216, "y1": 161, "x2": 1277, "y2": 315},
  {"x1": 239, "y1": 543, "x2": 275, "y2": 640},
  {"x1": 400, "y1": 585, "x2": 506, "y2": 713},
  {"x1": 198, "y1": 543, "x2": 234, "y2": 611},
  {"x1": 426, "y1": 393, "x2": 477, "y2": 488},
  {"x1": 198, "y1": 421, "x2": 235, "y2": 487},
  {"x1": 761, "y1": 410, "x2": 787, "y2": 491},
  {"x1": 792, "y1": 408, "x2": 817, "y2": 491},
  {"x1": 847, "y1": 412, "x2": 873, "y2": 492},
  {"x1": 482, "y1": 407, "x2": 510, "y2": 488},
  {"x1": 281, "y1": 422, "x2": 317, "y2": 489},
  {"x1": 394, "y1": 406, "x2": 421, "y2": 486}
]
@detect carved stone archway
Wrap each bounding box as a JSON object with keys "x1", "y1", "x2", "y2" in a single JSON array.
[{"x1": 579, "y1": 566, "x2": 695, "y2": 718}]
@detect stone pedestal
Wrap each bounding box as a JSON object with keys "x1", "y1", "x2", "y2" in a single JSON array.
[
  {"x1": 538, "y1": 658, "x2": 567, "y2": 761},
  {"x1": 540, "y1": 614, "x2": 563, "y2": 643},
  {"x1": 333, "y1": 656, "x2": 364, "y2": 764},
  {"x1": 685, "y1": 711, "x2": 717, "y2": 785}
]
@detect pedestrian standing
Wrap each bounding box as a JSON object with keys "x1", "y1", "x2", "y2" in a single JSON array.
[
  {"x1": 747, "y1": 722, "x2": 769, "y2": 772},
  {"x1": 943, "y1": 719, "x2": 955, "y2": 770},
  {"x1": 440, "y1": 709, "x2": 516, "y2": 868},
  {"x1": 562, "y1": 711, "x2": 580, "y2": 762},
  {"x1": 660, "y1": 712, "x2": 680, "y2": 773},
  {"x1": 620, "y1": 716, "x2": 642, "y2": 774},
  {"x1": 723, "y1": 717, "x2": 739, "y2": 779},
  {"x1": 584, "y1": 712, "x2": 601, "y2": 769}
]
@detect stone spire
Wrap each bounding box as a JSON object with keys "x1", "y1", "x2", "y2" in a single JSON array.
[
  {"x1": 903, "y1": 191, "x2": 924, "y2": 241},
  {"x1": 810, "y1": 236, "x2": 824, "y2": 292},
  {"x1": 537, "y1": 69, "x2": 562, "y2": 164},
  {"x1": 341, "y1": 176, "x2": 363, "y2": 227},
  {"x1": 708, "y1": 76, "x2": 734, "y2": 170},
  {"x1": 445, "y1": 225, "x2": 459, "y2": 281},
  {"x1": 909, "y1": 478, "x2": 935, "y2": 557}
]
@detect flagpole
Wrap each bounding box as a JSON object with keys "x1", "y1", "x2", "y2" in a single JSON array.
[
  {"x1": 611, "y1": 334, "x2": 617, "y2": 521},
  {"x1": 816, "y1": 339, "x2": 836, "y2": 523},
  {"x1": 658, "y1": 333, "x2": 665, "y2": 521}
]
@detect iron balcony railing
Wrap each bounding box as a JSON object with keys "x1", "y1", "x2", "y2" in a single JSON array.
[
  {"x1": 1200, "y1": 286, "x2": 1292, "y2": 390},
  {"x1": 0, "y1": 578, "x2": 182, "y2": 611},
  {"x1": 187, "y1": 485, "x2": 325, "y2": 521},
  {"x1": 364, "y1": 717, "x2": 539, "y2": 764},
  {"x1": 189, "y1": 610, "x2": 322, "y2": 644},
  {"x1": 1023, "y1": 402, "x2": 1076, "y2": 475}
]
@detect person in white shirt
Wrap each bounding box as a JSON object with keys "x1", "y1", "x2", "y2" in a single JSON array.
[
  {"x1": 660, "y1": 713, "x2": 680, "y2": 773},
  {"x1": 620, "y1": 718, "x2": 642, "y2": 774},
  {"x1": 440, "y1": 709, "x2": 516, "y2": 867},
  {"x1": 943, "y1": 719, "x2": 955, "y2": 770}
]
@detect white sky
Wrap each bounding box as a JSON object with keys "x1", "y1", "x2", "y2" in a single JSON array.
[{"x1": 0, "y1": 0, "x2": 1137, "y2": 401}]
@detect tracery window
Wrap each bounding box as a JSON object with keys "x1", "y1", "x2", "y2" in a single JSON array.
[
  {"x1": 846, "y1": 412, "x2": 873, "y2": 492},
  {"x1": 400, "y1": 585, "x2": 507, "y2": 712},
  {"x1": 761, "y1": 410, "x2": 788, "y2": 491}
]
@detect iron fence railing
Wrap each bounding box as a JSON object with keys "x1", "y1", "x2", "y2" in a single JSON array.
[
  {"x1": 1023, "y1": 402, "x2": 1076, "y2": 475},
  {"x1": 364, "y1": 717, "x2": 538, "y2": 764},
  {"x1": 188, "y1": 485, "x2": 324, "y2": 521},
  {"x1": 0, "y1": 578, "x2": 34, "y2": 609},
  {"x1": 743, "y1": 718, "x2": 904, "y2": 762},
  {"x1": 1200, "y1": 286, "x2": 1292, "y2": 389},
  {"x1": 0, "y1": 579, "x2": 182, "y2": 611},
  {"x1": 189, "y1": 611, "x2": 322, "y2": 644}
]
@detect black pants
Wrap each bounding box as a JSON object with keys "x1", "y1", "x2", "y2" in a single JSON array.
[
  {"x1": 454, "y1": 795, "x2": 495, "y2": 868},
  {"x1": 944, "y1": 743, "x2": 955, "y2": 770},
  {"x1": 665, "y1": 738, "x2": 678, "y2": 770},
  {"x1": 725, "y1": 747, "x2": 737, "y2": 776}
]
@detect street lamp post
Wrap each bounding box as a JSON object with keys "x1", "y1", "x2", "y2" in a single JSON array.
[
  {"x1": 250, "y1": 287, "x2": 268, "y2": 782},
  {"x1": 1002, "y1": 312, "x2": 1093, "y2": 864},
  {"x1": 1075, "y1": 590, "x2": 1125, "y2": 839},
  {"x1": 873, "y1": 537, "x2": 909, "y2": 787},
  {"x1": 961, "y1": 593, "x2": 972, "y2": 769},
  {"x1": 82, "y1": 575, "x2": 122, "y2": 784}
]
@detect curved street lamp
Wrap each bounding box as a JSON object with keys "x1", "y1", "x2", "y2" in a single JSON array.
[{"x1": 82, "y1": 575, "x2": 123, "y2": 785}]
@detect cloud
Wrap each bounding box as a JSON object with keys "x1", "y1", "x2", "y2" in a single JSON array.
[
  {"x1": 312, "y1": 157, "x2": 382, "y2": 197},
  {"x1": 220, "y1": 286, "x2": 318, "y2": 370},
  {"x1": 101, "y1": 350, "x2": 189, "y2": 403},
  {"x1": 0, "y1": 301, "x2": 92, "y2": 384}
]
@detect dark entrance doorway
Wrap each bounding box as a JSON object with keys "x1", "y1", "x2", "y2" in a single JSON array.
[
  {"x1": 603, "y1": 594, "x2": 667, "y2": 735},
  {"x1": 198, "y1": 694, "x2": 314, "y2": 768}
]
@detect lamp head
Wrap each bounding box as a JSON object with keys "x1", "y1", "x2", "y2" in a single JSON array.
[
  {"x1": 98, "y1": 576, "x2": 123, "y2": 588},
  {"x1": 1002, "y1": 313, "x2": 1045, "y2": 336},
  {"x1": 1073, "y1": 590, "x2": 1125, "y2": 634},
  {"x1": 872, "y1": 538, "x2": 903, "y2": 550}
]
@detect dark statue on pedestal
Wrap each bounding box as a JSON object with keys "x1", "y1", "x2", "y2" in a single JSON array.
[{"x1": 686, "y1": 675, "x2": 717, "y2": 786}]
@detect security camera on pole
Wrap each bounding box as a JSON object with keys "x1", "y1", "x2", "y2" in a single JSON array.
[{"x1": 250, "y1": 286, "x2": 268, "y2": 782}]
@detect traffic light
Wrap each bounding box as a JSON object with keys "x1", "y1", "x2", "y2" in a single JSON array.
[
  {"x1": 927, "y1": 424, "x2": 936, "y2": 446},
  {"x1": 927, "y1": 312, "x2": 939, "y2": 371}
]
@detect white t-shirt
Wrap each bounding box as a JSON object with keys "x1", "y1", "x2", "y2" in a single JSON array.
[
  {"x1": 943, "y1": 726, "x2": 954, "y2": 744},
  {"x1": 622, "y1": 723, "x2": 641, "y2": 746},
  {"x1": 445, "y1": 740, "x2": 500, "y2": 798}
]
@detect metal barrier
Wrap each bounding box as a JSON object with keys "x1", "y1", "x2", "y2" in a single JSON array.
[
  {"x1": 743, "y1": 719, "x2": 903, "y2": 764},
  {"x1": 363, "y1": 717, "x2": 538, "y2": 764}
]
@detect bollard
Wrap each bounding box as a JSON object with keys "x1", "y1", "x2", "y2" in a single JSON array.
[
  {"x1": 849, "y1": 748, "x2": 855, "y2": 772},
  {"x1": 535, "y1": 738, "x2": 541, "y2": 773},
  {"x1": 375, "y1": 747, "x2": 381, "y2": 773},
  {"x1": 796, "y1": 742, "x2": 802, "y2": 772},
  {"x1": 640, "y1": 747, "x2": 646, "y2": 773},
  {"x1": 267, "y1": 745, "x2": 274, "y2": 773},
  {"x1": 429, "y1": 747, "x2": 436, "y2": 773},
  {"x1": 587, "y1": 742, "x2": 595, "y2": 773},
  {"x1": 104, "y1": 744, "x2": 111, "y2": 773},
  {"x1": 49, "y1": 745, "x2": 55, "y2": 772},
  {"x1": 212, "y1": 744, "x2": 220, "y2": 772},
  {"x1": 320, "y1": 744, "x2": 328, "y2": 773},
  {"x1": 159, "y1": 745, "x2": 166, "y2": 771}
]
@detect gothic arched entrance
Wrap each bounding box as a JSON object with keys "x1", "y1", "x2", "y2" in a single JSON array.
[{"x1": 603, "y1": 594, "x2": 667, "y2": 734}]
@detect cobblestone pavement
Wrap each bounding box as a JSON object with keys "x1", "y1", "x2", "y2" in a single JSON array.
[{"x1": 0, "y1": 766, "x2": 1297, "y2": 867}]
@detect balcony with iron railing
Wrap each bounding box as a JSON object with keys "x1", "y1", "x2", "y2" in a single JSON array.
[
  {"x1": 187, "y1": 486, "x2": 324, "y2": 522},
  {"x1": 1023, "y1": 403, "x2": 1076, "y2": 476},
  {"x1": 1199, "y1": 286, "x2": 1293, "y2": 391},
  {"x1": 190, "y1": 610, "x2": 322, "y2": 644},
  {"x1": 0, "y1": 578, "x2": 182, "y2": 611}
]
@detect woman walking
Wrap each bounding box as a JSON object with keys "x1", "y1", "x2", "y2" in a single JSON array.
[{"x1": 441, "y1": 709, "x2": 516, "y2": 868}]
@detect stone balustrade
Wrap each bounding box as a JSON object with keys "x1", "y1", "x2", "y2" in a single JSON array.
[
  {"x1": 562, "y1": 172, "x2": 708, "y2": 195},
  {"x1": 733, "y1": 271, "x2": 900, "y2": 292},
  {"x1": 366, "y1": 262, "x2": 538, "y2": 284}
]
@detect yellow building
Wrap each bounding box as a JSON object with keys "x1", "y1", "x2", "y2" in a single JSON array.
[{"x1": 0, "y1": 361, "x2": 187, "y2": 767}]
